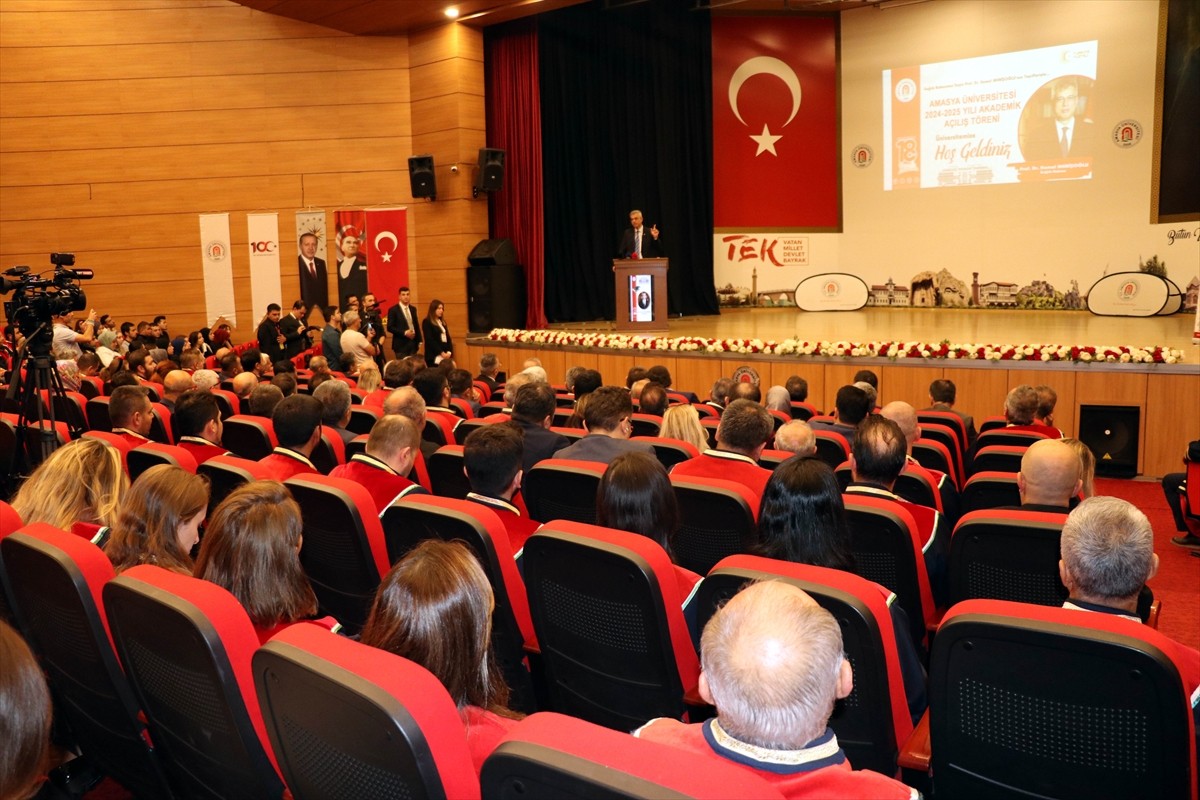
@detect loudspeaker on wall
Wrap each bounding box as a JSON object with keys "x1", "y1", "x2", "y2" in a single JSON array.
[
  {"x1": 467, "y1": 238, "x2": 517, "y2": 267},
  {"x1": 408, "y1": 155, "x2": 436, "y2": 200},
  {"x1": 1078, "y1": 404, "x2": 1140, "y2": 478},
  {"x1": 474, "y1": 148, "x2": 505, "y2": 196}
]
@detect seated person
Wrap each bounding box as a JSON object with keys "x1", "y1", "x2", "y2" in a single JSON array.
[
  {"x1": 463, "y1": 424, "x2": 540, "y2": 553},
  {"x1": 258, "y1": 394, "x2": 323, "y2": 481},
  {"x1": 774, "y1": 419, "x2": 816, "y2": 458},
  {"x1": 0, "y1": 619, "x2": 52, "y2": 800},
  {"x1": 312, "y1": 379, "x2": 356, "y2": 445},
  {"x1": 10, "y1": 437, "x2": 127, "y2": 538},
  {"x1": 809, "y1": 385, "x2": 871, "y2": 448},
  {"x1": 924, "y1": 378, "x2": 976, "y2": 449},
  {"x1": 359, "y1": 539, "x2": 525, "y2": 776},
  {"x1": 1002, "y1": 384, "x2": 1062, "y2": 439},
  {"x1": 173, "y1": 390, "x2": 229, "y2": 465},
  {"x1": 105, "y1": 464, "x2": 209, "y2": 575},
  {"x1": 756, "y1": 457, "x2": 927, "y2": 723},
  {"x1": 553, "y1": 385, "x2": 654, "y2": 464},
  {"x1": 596, "y1": 451, "x2": 702, "y2": 605},
  {"x1": 247, "y1": 383, "x2": 284, "y2": 417},
  {"x1": 660, "y1": 404, "x2": 709, "y2": 454},
  {"x1": 637, "y1": 382, "x2": 669, "y2": 417},
  {"x1": 193, "y1": 481, "x2": 336, "y2": 644},
  {"x1": 1033, "y1": 384, "x2": 1064, "y2": 437},
  {"x1": 670, "y1": 399, "x2": 773, "y2": 499},
  {"x1": 635, "y1": 581, "x2": 918, "y2": 800},
  {"x1": 1010, "y1": 439, "x2": 1083, "y2": 512},
  {"x1": 329, "y1": 415, "x2": 426, "y2": 514},
  {"x1": 506, "y1": 382, "x2": 569, "y2": 474},
  {"x1": 109, "y1": 384, "x2": 154, "y2": 447}
]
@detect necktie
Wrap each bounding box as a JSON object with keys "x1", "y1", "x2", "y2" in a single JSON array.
[
  {"x1": 635, "y1": 229, "x2": 642, "y2": 258},
  {"x1": 1059, "y1": 126, "x2": 1069, "y2": 157},
  {"x1": 307, "y1": 260, "x2": 316, "y2": 277}
]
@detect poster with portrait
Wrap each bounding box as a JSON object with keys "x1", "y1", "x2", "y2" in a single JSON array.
[
  {"x1": 629, "y1": 274, "x2": 653, "y2": 323},
  {"x1": 334, "y1": 210, "x2": 367, "y2": 308}
]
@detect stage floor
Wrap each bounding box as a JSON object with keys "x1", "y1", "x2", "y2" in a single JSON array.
[{"x1": 548, "y1": 307, "x2": 1200, "y2": 367}]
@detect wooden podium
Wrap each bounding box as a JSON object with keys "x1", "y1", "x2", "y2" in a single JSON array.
[{"x1": 613, "y1": 258, "x2": 668, "y2": 333}]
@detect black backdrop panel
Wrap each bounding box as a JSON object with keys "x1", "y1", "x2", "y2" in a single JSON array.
[{"x1": 468, "y1": 264, "x2": 526, "y2": 332}]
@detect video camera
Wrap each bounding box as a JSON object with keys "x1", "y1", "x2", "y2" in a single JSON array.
[{"x1": 2, "y1": 253, "x2": 93, "y2": 340}]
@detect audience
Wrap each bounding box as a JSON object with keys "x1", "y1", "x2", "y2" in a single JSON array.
[
  {"x1": 571, "y1": 368, "x2": 602, "y2": 399},
  {"x1": 463, "y1": 424, "x2": 540, "y2": 553},
  {"x1": 638, "y1": 382, "x2": 668, "y2": 416},
  {"x1": 259, "y1": 394, "x2": 323, "y2": 480},
  {"x1": 553, "y1": 386, "x2": 654, "y2": 463},
  {"x1": 755, "y1": 457, "x2": 927, "y2": 722},
  {"x1": 1004, "y1": 384, "x2": 1061, "y2": 438},
  {"x1": 660, "y1": 404, "x2": 709, "y2": 453},
  {"x1": 671, "y1": 399, "x2": 773, "y2": 498},
  {"x1": 925, "y1": 378, "x2": 975, "y2": 447},
  {"x1": 1013, "y1": 439, "x2": 1082, "y2": 511},
  {"x1": 476, "y1": 352, "x2": 502, "y2": 393},
  {"x1": 105, "y1": 464, "x2": 209, "y2": 575},
  {"x1": 312, "y1": 379, "x2": 355, "y2": 445},
  {"x1": 596, "y1": 451, "x2": 701, "y2": 603},
  {"x1": 634, "y1": 581, "x2": 919, "y2": 799},
  {"x1": 809, "y1": 385, "x2": 870, "y2": 447},
  {"x1": 1061, "y1": 438, "x2": 1096, "y2": 498},
  {"x1": 506, "y1": 383, "x2": 569, "y2": 474},
  {"x1": 360, "y1": 539, "x2": 525, "y2": 776},
  {"x1": 193, "y1": 481, "x2": 334, "y2": 644},
  {"x1": 329, "y1": 415, "x2": 426, "y2": 514},
  {"x1": 764, "y1": 385, "x2": 791, "y2": 414},
  {"x1": 785, "y1": 375, "x2": 809, "y2": 404},
  {"x1": 247, "y1": 383, "x2": 284, "y2": 417},
  {"x1": 109, "y1": 384, "x2": 154, "y2": 446},
  {"x1": 0, "y1": 619, "x2": 52, "y2": 800},
  {"x1": 11, "y1": 437, "x2": 128, "y2": 537},
  {"x1": 173, "y1": 390, "x2": 229, "y2": 464},
  {"x1": 773, "y1": 419, "x2": 816, "y2": 457}
]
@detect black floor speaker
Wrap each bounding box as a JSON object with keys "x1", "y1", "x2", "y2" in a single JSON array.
[
  {"x1": 1078, "y1": 404, "x2": 1140, "y2": 478},
  {"x1": 468, "y1": 264, "x2": 525, "y2": 332}
]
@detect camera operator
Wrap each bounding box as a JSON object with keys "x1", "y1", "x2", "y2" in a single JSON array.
[{"x1": 52, "y1": 307, "x2": 97, "y2": 359}]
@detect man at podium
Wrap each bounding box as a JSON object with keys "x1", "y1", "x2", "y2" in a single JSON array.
[{"x1": 618, "y1": 209, "x2": 662, "y2": 259}]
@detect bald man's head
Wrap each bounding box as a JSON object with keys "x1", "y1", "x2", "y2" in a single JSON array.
[
  {"x1": 1018, "y1": 439, "x2": 1082, "y2": 507},
  {"x1": 231, "y1": 371, "x2": 258, "y2": 398},
  {"x1": 880, "y1": 401, "x2": 919, "y2": 453},
  {"x1": 163, "y1": 370, "x2": 194, "y2": 398}
]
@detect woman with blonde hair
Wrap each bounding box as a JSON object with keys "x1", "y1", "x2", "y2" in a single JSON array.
[
  {"x1": 193, "y1": 481, "x2": 331, "y2": 643},
  {"x1": 360, "y1": 539, "x2": 522, "y2": 775},
  {"x1": 10, "y1": 437, "x2": 127, "y2": 538},
  {"x1": 1061, "y1": 438, "x2": 1096, "y2": 498},
  {"x1": 660, "y1": 403, "x2": 708, "y2": 454},
  {"x1": 105, "y1": 465, "x2": 209, "y2": 575},
  {"x1": 355, "y1": 363, "x2": 382, "y2": 393}
]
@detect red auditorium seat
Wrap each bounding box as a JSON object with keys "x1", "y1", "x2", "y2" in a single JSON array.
[
  {"x1": 127, "y1": 441, "x2": 198, "y2": 482},
  {"x1": 694, "y1": 555, "x2": 916, "y2": 777},
  {"x1": 959, "y1": 470, "x2": 1021, "y2": 513},
  {"x1": 221, "y1": 414, "x2": 277, "y2": 461},
  {"x1": 970, "y1": 444, "x2": 1027, "y2": 474},
  {"x1": 522, "y1": 458, "x2": 607, "y2": 525},
  {"x1": 812, "y1": 430, "x2": 851, "y2": 470},
  {"x1": 790, "y1": 400, "x2": 819, "y2": 420},
  {"x1": 947, "y1": 509, "x2": 1069, "y2": 608},
  {"x1": 632, "y1": 435, "x2": 699, "y2": 469},
  {"x1": 481, "y1": 711, "x2": 785, "y2": 799},
  {"x1": 309, "y1": 425, "x2": 346, "y2": 474},
  {"x1": 253, "y1": 623, "x2": 481, "y2": 800},
  {"x1": 285, "y1": 474, "x2": 391, "y2": 634},
  {"x1": 668, "y1": 475, "x2": 759, "y2": 576},
  {"x1": 347, "y1": 404, "x2": 381, "y2": 435},
  {"x1": 3, "y1": 525, "x2": 173, "y2": 797},
  {"x1": 522, "y1": 521, "x2": 701, "y2": 732},
  {"x1": 426, "y1": 444, "x2": 471, "y2": 500},
  {"x1": 196, "y1": 454, "x2": 274, "y2": 516},
  {"x1": 103, "y1": 565, "x2": 286, "y2": 799},
  {"x1": 902, "y1": 599, "x2": 1198, "y2": 799}
]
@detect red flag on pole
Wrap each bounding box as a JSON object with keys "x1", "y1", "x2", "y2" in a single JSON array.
[
  {"x1": 363, "y1": 208, "x2": 409, "y2": 306},
  {"x1": 711, "y1": 16, "x2": 840, "y2": 230}
]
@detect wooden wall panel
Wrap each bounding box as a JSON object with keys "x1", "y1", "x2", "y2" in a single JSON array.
[
  {"x1": 0, "y1": 1, "x2": 485, "y2": 341},
  {"x1": 1144, "y1": 373, "x2": 1199, "y2": 478},
  {"x1": 674, "y1": 358, "x2": 723, "y2": 402},
  {"x1": 822, "y1": 363, "x2": 862, "y2": 412},
  {"x1": 947, "y1": 367, "x2": 1010, "y2": 425},
  {"x1": 878, "y1": 365, "x2": 943, "y2": 410}
]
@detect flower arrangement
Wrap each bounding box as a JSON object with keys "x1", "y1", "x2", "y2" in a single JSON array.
[{"x1": 485, "y1": 329, "x2": 1184, "y2": 364}]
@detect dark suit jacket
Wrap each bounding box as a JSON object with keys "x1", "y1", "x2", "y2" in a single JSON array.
[
  {"x1": 256, "y1": 319, "x2": 285, "y2": 363},
  {"x1": 1023, "y1": 118, "x2": 1095, "y2": 161},
  {"x1": 618, "y1": 226, "x2": 663, "y2": 259},
  {"x1": 279, "y1": 313, "x2": 306, "y2": 360},
  {"x1": 553, "y1": 434, "x2": 654, "y2": 464},
  {"x1": 387, "y1": 303, "x2": 422, "y2": 357},
  {"x1": 298, "y1": 256, "x2": 328, "y2": 313},
  {"x1": 422, "y1": 318, "x2": 453, "y2": 367},
  {"x1": 510, "y1": 418, "x2": 571, "y2": 475}
]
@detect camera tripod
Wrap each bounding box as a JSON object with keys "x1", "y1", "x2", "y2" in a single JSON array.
[{"x1": 4, "y1": 321, "x2": 85, "y2": 469}]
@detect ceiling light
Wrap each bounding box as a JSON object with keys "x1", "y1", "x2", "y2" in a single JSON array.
[{"x1": 444, "y1": 6, "x2": 460, "y2": 19}]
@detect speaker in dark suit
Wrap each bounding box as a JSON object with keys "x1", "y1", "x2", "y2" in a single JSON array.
[
  {"x1": 387, "y1": 290, "x2": 423, "y2": 358},
  {"x1": 617, "y1": 210, "x2": 662, "y2": 259}
]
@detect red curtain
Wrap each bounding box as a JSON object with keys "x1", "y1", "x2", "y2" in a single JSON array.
[{"x1": 485, "y1": 20, "x2": 546, "y2": 329}]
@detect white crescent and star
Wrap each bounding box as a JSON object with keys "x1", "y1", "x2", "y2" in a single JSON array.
[
  {"x1": 728, "y1": 56, "x2": 802, "y2": 157},
  {"x1": 374, "y1": 231, "x2": 398, "y2": 263}
]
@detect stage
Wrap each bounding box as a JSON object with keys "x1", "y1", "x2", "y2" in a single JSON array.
[{"x1": 462, "y1": 307, "x2": 1198, "y2": 479}]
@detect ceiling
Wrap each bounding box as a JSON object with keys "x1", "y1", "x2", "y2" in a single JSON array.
[{"x1": 233, "y1": 0, "x2": 886, "y2": 36}]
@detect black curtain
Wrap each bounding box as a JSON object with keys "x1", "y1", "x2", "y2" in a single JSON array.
[{"x1": 539, "y1": 0, "x2": 718, "y2": 322}]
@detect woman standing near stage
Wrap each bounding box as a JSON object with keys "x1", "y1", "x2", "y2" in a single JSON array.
[{"x1": 422, "y1": 299, "x2": 453, "y2": 367}]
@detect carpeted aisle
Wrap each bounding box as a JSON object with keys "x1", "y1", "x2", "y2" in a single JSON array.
[{"x1": 1095, "y1": 477, "x2": 1199, "y2": 651}]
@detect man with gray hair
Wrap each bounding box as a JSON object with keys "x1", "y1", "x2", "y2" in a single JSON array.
[
  {"x1": 773, "y1": 419, "x2": 816, "y2": 458},
  {"x1": 339, "y1": 309, "x2": 377, "y2": 368},
  {"x1": 383, "y1": 386, "x2": 437, "y2": 459},
  {"x1": 635, "y1": 581, "x2": 918, "y2": 799},
  {"x1": 313, "y1": 379, "x2": 355, "y2": 445},
  {"x1": 191, "y1": 368, "x2": 220, "y2": 394},
  {"x1": 1060, "y1": 496, "x2": 1157, "y2": 621},
  {"x1": 1004, "y1": 384, "x2": 1061, "y2": 438}
]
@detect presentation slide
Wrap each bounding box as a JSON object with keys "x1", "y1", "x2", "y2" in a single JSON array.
[{"x1": 882, "y1": 41, "x2": 1098, "y2": 190}]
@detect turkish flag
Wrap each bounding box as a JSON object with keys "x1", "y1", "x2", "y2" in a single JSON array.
[
  {"x1": 364, "y1": 208, "x2": 409, "y2": 304},
  {"x1": 712, "y1": 16, "x2": 839, "y2": 229}
]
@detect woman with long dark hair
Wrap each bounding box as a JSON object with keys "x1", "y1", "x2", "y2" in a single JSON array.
[
  {"x1": 105, "y1": 464, "x2": 208, "y2": 575},
  {"x1": 360, "y1": 539, "x2": 522, "y2": 775},
  {"x1": 421, "y1": 299, "x2": 453, "y2": 367}
]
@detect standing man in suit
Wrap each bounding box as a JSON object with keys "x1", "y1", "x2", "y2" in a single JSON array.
[
  {"x1": 278, "y1": 300, "x2": 308, "y2": 361},
  {"x1": 386, "y1": 286, "x2": 422, "y2": 358},
  {"x1": 617, "y1": 209, "x2": 662, "y2": 259},
  {"x1": 297, "y1": 232, "x2": 327, "y2": 315}
]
